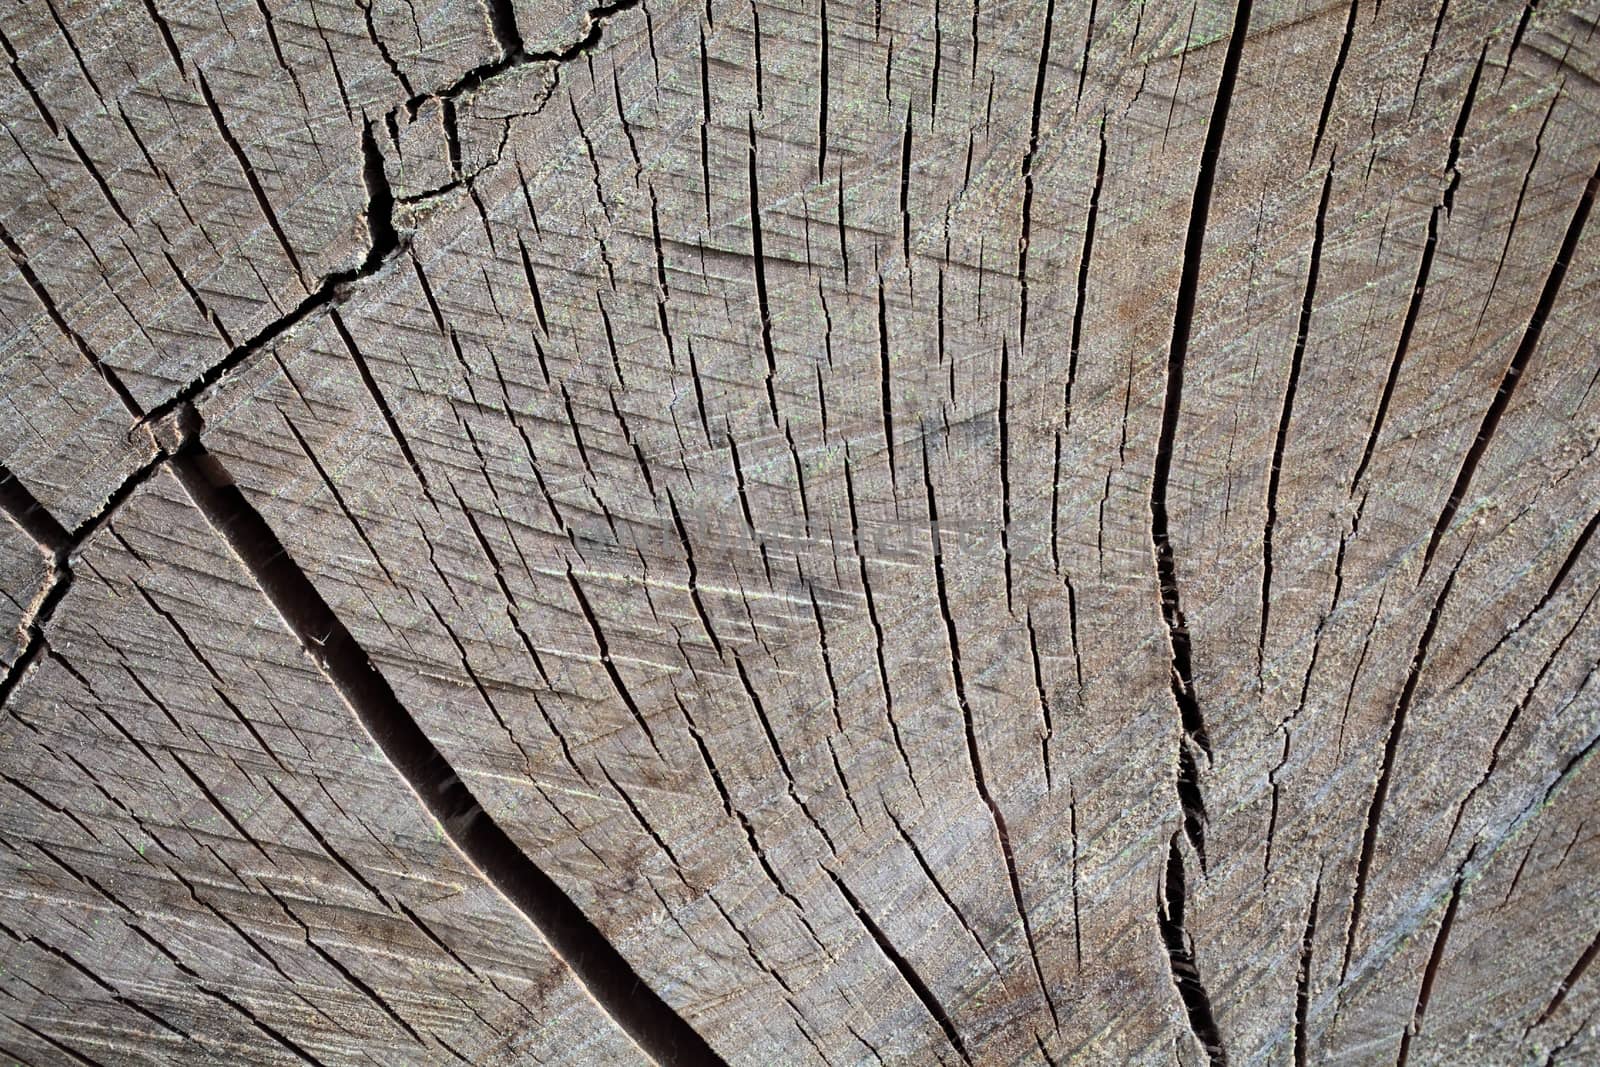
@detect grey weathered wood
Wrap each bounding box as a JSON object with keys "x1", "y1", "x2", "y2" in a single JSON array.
[{"x1": 2, "y1": 0, "x2": 1599, "y2": 1063}]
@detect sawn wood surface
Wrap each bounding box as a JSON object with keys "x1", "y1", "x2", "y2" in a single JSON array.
[{"x1": 2, "y1": 0, "x2": 1599, "y2": 1062}]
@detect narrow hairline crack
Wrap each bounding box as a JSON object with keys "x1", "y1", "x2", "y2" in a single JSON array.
[{"x1": 0, "y1": 452, "x2": 167, "y2": 717}]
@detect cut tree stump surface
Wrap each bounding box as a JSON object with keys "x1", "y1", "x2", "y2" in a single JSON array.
[{"x1": 1, "y1": 0, "x2": 1598, "y2": 1063}]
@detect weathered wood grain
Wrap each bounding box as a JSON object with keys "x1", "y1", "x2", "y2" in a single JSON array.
[{"x1": 2, "y1": 0, "x2": 1599, "y2": 1063}]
